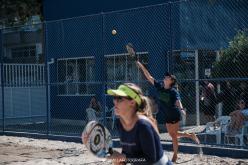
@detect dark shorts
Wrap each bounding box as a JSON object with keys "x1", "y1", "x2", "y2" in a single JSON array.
[
  {"x1": 165, "y1": 109, "x2": 181, "y2": 124},
  {"x1": 165, "y1": 117, "x2": 181, "y2": 124}
]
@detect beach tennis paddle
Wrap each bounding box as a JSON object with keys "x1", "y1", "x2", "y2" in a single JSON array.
[{"x1": 82, "y1": 120, "x2": 113, "y2": 157}]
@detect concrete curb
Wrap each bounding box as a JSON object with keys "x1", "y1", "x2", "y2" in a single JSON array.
[{"x1": 113, "y1": 139, "x2": 248, "y2": 159}]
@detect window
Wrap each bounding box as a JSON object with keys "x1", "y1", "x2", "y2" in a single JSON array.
[
  {"x1": 12, "y1": 46, "x2": 36, "y2": 58},
  {"x1": 57, "y1": 57, "x2": 95, "y2": 96},
  {"x1": 105, "y1": 52, "x2": 149, "y2": 94},
  {"x1": 170, "y1": 50, "x2": 217, "y2": 79},
  {"x1": 171, "y1": 50, "x2": 196, "y2": 79}
]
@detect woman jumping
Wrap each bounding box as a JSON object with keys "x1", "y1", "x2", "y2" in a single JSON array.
[{"x1": 137, "y1": 61, "x2": 200, "y2": 163}]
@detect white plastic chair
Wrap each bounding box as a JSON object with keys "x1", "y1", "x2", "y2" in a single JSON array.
[
  {"x1": 202, "y1": 116, "x2": 231, "y2": 144},
  {"x1": 224, "y1": 121, "x2": 248, "y2": 146}
]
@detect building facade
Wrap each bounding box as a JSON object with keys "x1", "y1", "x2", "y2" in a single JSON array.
[{"x1": 42, "y1": 0, "x2": 248, "y2": 124}]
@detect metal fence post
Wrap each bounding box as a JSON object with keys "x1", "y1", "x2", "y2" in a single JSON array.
[
  {"x1": 43, "y1": 22, "x2": 51, "y2": 136},
  {"x1": 216, "y1": 50, "x2": 222, "y2": 118},
  {"x1": 168, "y1": 1, "x2": 172, "y2": 72},
  {"x1": 0, "y1": 29, "x2": 5, "y2": 132},
  {"x1": 101, "y1": 12, "x2": 107, "y2": 126},
  {"x1": 195, "y1": 49, "x2": 200, "y2": 126}
]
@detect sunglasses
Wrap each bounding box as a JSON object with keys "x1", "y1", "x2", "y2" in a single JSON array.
[{"x1": 113, "y1": 96, "x2": 132, "y2": 103}]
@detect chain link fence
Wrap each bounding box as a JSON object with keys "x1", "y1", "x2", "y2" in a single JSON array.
[{"x1": 0, "y1": 0, "x2": 248, "y2": 148}]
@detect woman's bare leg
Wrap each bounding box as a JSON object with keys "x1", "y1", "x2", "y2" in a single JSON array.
[
  {"x1": 166, "y1": 122, "x2": 180, "y2": 162},
  {"x1": 166, "y1": 122, "x2": 200, "y2": 162},
  {"x1": 177, "y1": 131, "x2": 200, "y2": 144}
]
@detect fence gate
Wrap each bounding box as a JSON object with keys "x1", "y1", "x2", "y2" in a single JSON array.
[{"x1": 0, "y1": 63, "x2": 47, "y2": 133}]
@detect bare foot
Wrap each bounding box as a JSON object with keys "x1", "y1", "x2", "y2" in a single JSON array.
[
  {"x1": 172, "y1": 154, "x2": 178, "y2": 163},
  {"x1": 191, "y1": 133, "x2": 200, "y2": 144}
]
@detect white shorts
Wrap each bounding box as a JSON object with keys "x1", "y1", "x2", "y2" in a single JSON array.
[{"x1": 153, "y1": 153, "x2": 173, "y2": 165}]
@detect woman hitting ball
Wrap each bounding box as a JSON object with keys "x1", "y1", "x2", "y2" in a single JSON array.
[{"x1": 136, "y1": 61, "x2": 200, "y2": 163}]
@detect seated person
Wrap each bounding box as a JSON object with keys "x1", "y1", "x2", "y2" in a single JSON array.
[
  {"x1": 227, "y1": 99, "x2": 248, "y2": 134},
  {"x1": 89, "y1": 96, "x2": 102, "y2": 116}
]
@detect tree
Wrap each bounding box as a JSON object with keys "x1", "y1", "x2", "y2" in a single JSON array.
[
  {"x1": 212, "y1": 30, "x2": 248, "y2": 78},
  {"x1": 0, "y1": 0, "x2": 42, "y2": 27}
]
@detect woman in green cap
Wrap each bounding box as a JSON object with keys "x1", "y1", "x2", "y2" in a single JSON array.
[{"x1": 107, "y1": 83, "x2": 171, "y2": 165}]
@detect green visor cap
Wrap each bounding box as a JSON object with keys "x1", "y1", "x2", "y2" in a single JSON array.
[{"x1": 107, "y1": 85, "x2": 141, "y2": 106}]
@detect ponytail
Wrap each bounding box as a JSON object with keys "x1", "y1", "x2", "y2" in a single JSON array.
[
  {"x1": 123, "y1": 83, "x2": 159, "y2": 133},
  {"x1": 137, "y1": 96, "x2": 159, "y2": 133}
]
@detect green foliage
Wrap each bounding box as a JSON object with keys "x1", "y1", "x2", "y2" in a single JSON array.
[{"x1": 212, "y1": 30, "x2": 248, "y2": 78}]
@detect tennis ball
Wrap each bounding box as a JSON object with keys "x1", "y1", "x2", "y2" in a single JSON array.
[{"x1": 112, "y1": 29, "x2": 117, "y2": 35}]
